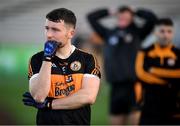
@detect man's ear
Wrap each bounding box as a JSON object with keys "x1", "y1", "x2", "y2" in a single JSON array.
[
  {"x1": 67, "y1": 28, "x2": 75, "y2": 39},
  {"x1": 154, "y1": 27, "x2": 159, "y2": 36}
]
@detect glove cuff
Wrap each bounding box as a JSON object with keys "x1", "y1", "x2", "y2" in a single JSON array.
[
  {"x1": 46, "y1": 99, "x2": 53, "y2": 109},
  {"x1": 43, "y1": 56, "x2": 52, "y2": 62}
]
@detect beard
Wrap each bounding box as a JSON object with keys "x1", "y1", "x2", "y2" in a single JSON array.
[
  {"x1": 157, "y1": 38, "x2": 171, "y2": 46},
  {"x1": 57, "y1": 41, "x2": 66, "y2": 48}
]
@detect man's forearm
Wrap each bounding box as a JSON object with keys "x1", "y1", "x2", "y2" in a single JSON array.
[
  {"x1": 136, "y1": 9, "x2": 157, "y2": 21},
  {"x1": 52, "y1": 89, "x2": 95, "y2": 110},
  {"x1": 29, "y1": 61, "x2": 52, "y2": 102},
  {"x1": 135, "y1": 51, "x2": 167, "y2": 85},
  {"x1": 87, "y1": 9, "x2": 110, "y2": 40},
  {"x1": 87, "y1": 9, "x2": 109, "y2": 21}
]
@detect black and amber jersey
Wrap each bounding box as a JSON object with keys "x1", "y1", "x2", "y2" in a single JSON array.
[
  {"x1": 135, "y1": 43, "x2": 180, "y2": 119},
  {"x1": 136, "y1": 43, "x2": 180, "y2": 85},
  {"x1": 28, "y1": 46, "x2": 101, "y2": 125}
]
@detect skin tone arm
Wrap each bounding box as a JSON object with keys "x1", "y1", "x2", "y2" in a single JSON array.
[
  {"x1": 52, "y1": 76, "x2": 100, "y2": 110},
  {"x1": 29, "y1": 19, "x2": 74, "y2": 103},
  {"x1": 29, "y1": 61, "x2": 52, "y2": 103}
]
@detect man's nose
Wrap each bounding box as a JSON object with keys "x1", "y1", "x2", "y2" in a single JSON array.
[
  {"x1": 163, "y1": 33, "x2": 169, "y2": 38},
  {"x1": 46, "y1": 30, "x2": 53, "y2": 39}
]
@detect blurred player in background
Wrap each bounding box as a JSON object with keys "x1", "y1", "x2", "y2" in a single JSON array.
[
  {"x1": 87, "y1": 5, "x2": 157, "y2": 125},
  {"x1": 136, "y1": 18, "x2": 180, "y2": 125},
  {"x1": 22, "y1": 8, "x2": 101, "y2": 125}
]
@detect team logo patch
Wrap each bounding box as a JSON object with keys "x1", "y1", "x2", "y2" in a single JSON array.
[
  {"x1": 167, "y1": 58, "x2": 175, "y2": 66},
  {"x1": 124, "y1": 33, "x2": 133, "y2": 43},
  {"x1": 108, "y1": 36, "x2": 118, "y2": 45},
  {"x1": 70, "y1": 61, "x2": 81, "y2": 71}
]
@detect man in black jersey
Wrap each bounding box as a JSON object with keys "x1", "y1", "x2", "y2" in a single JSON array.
[
  {"x1": 87, "y1": 6, "x2": 157, "y2": 125},
  {"x1": 22, "y1": 8, "x2": 101, "y2": 125},
  {"x1": 135, "y1": 18, "x2": 180, "y2": 124}
]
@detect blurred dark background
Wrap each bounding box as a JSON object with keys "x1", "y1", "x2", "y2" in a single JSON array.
[{"x1": 0, "y1": 0, "x2": 180, "y2": 124}]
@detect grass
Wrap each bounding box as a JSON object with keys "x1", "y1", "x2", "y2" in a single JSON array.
[
  {"x1": 91, "y1": 82, "x2": 110, "y2": 125},
  {"x1": 0, "y1": 76, "x2": 36, "y2": 124},
  {"x1": 0, "y1": 75, "x2": 110, "y2": 125}
]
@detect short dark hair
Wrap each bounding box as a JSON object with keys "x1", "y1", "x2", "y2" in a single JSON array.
[
  {"x1": 156, "y1": 18, "x2": 173, "y2": 26},
  {"x1": 118, "y1": 6, "x2": 134, "y2": 15},
  {"x1": 46, "y1": 8, "x2": 76, "y2": 28}
]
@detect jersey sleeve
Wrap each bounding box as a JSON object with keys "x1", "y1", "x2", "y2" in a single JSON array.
[
  {"x1": 84, "y1": 54, "x2": 101, "y2": 78},
  {"x1": 28, "y1": 54, "x2": 42, "y2": 80}
]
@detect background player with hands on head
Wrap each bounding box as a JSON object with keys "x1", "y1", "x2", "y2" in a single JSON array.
[
  {"x1": 23, "y1": 8, "x2": 101, "y2": 125},
  {"x1": 87, "y1": 5, "x2": 157, "y2": 125}
]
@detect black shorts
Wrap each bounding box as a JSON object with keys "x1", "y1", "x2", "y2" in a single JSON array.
[
  {"x1": 109, "y1": 80, "x2": 138, "y2": 115},
  {"x1": 36, "y1": 106, "x2": 90, "y2": 125},
  {"x1": 139, "y1": 112, "x2": 180, "y2": 125},
  {"x1": 139, "y1": 85, "x2": 180, "y2": 125}
]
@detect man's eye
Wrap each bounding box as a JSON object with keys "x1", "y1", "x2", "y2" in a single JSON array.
[
  {"x1": 45, "y1": 27, "x2": 49, "y2": 30},
  {"x1": 160, "y1": 29, "x2": 165, "y2": 33},
  {"x1": 168, "y1": 30, "x2": 172, "y2": 33},
  {"x1": 52, "y1": 28, "x2": 60, "y2": 32}
]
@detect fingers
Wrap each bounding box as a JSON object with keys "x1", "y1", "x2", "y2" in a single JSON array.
[
  {"x1": 23, "y1": 92, "x2": 33, "y2": 99},
  {"x1": 23, "y1": 101, "x2": 35, "y2": 107},
  {"x1": 51, "y1": 41, "x2": 60, "y2": 50},
  {"x1": 22, "y1": 92, "x2": 35, "y2": 106},
  {"x1": 44, "y1": 40, "x2": 59, "y2": 58},
  {"x1": 22, "y1": 97, "x2": 34, "y2": 103},
  {"x1": 22, "y1": 96, "x2": 36, "y2": 108},
  {"x1": 47, "y1": 40, "x2": 60, "y2": 48}
]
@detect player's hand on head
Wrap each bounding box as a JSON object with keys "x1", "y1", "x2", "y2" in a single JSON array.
[
  {"x1": 22, "y1": 92, "x2": 52, "y2": 109},
  {"x1": 43, "y1": 40, "x2": 60, "y2": 62},
  {"x1": 109, "y1": 7, "x2": 118, "y2": 16}
]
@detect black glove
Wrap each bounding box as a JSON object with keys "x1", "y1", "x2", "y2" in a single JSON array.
[
  {"x1": 43, "y1": 40, "x2": 60, "y2": 62},
  {"x1": 22, "y1": 92, "x2": 53, "y2": 109}
]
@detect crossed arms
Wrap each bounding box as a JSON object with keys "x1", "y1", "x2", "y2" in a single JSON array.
[{"x1": 29, "y1": 61, "x2": 100, "y2": 110}]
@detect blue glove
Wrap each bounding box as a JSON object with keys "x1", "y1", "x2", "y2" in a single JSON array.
[
  {"x1": 43, "y1": 40, "x2": 59, "y2": 62},
  {"x1": 22, "y1": 92, "x2": 52, "y2": 109}
]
